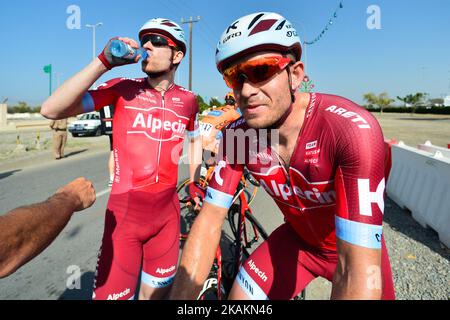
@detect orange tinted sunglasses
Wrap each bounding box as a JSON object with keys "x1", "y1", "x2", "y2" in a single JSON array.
[{"x1": 223, "y1": 56, "x2": 292, "y2": 89}]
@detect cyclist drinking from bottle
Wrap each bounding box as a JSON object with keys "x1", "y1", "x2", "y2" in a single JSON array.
[{"x1": 41, "y1": 18, "x2": 202, "y2": 300}]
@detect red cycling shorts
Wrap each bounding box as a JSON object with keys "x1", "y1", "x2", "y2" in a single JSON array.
[
  {"x1": 92, "y1": 188, "x2": 180, "y2": 300},
  {"x1": 234, "y1": 223, "x2": 395, "y2": 300}
]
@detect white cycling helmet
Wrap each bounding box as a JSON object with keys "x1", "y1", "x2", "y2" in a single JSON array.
[
  {"x1": 139, "y1": 18, "x2": 187, "y2": 54},
  {"x1": 216, "y1": 12, "x2": 302, "y2": 73}
]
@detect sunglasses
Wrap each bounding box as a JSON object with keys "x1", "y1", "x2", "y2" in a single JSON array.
[
  {"x1": 223, "y1": 56, "x2": 292, "y2": 90},
  {"x1": 140, "y1": 33, "x2": 177, "y2": 49}
]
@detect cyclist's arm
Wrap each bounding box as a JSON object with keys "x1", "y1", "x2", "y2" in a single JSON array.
[
  {"x1": 331, "y1": 240, "x2": 382, "y2": 299},
  {"x1": 172, "y1": 142, "x2": 244, "y2": 299},
  {"x1": 328, "y1": 104, "x2": 386, "y2": 299},
  {"x1": 0, "y1": 178, "x2": 95, "y2": 278},
  {"x1": 187, "y1": 103, "x2": 202, "y2": 182},
  {"x1": 188, "y1": 135, "x2": 202, "y2": 182},
  {"x1": 170, "y1": 202, "x2": 228, "y2": 299},
  {"x1": 40, "y1": 59, "x2": 108, "y2": 119}
]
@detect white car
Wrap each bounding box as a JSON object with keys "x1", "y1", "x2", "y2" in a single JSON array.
[{"x1": 68, "y1": 112, "x2": 102, "y2": 137}]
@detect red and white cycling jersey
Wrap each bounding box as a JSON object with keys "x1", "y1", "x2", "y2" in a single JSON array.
[
  {"x1": 83, "y1": 77, "x2": 200, "y2": 193},
  {"x1": 206, "y1": 92, "x2": 386, "y2": 251},
  {"x1": 83, "y1": 77, "x2": 199, "y2": 299}
]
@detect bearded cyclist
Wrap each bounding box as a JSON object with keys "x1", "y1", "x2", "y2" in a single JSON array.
[
  {"x1": 171, "y1": 12, "x2": 395, "y2": 300},
  {"x1": 41, "y1": 18, "x2": 202, "y2": 300}
]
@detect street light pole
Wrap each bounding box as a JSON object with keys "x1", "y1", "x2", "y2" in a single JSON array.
[
  {"x1": 86, "y1": 22, "x2": 103, "y2": 88},
  {"x1": 86, "y1": 22, "x2": 103, "y2": 61}
]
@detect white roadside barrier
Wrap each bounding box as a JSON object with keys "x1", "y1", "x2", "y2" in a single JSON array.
[
  {"x1": 418, "y1": 141, "x2": 450, "y2": 159},
  {"x1": 386, "y1": 141, "x2": 450, "y2": 248}
]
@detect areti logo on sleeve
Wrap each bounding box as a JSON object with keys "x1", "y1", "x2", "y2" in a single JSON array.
[{"x1": 325, "y1": 105, "x2": 371, "y2": 129}]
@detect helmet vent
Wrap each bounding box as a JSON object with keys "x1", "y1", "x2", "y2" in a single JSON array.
[
  {"x1": 248, "y1": 13, "x2": 265, "y2": 30},
  {"x1": 276, "y1": 20, "x2": 286, "y2": 30}
]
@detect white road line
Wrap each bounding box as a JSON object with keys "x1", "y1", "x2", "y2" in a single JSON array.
[{"x1": 97, "y1": 189, "x2": 111, "y2": 198}]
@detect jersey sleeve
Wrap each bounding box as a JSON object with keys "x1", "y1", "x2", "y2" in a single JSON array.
[
  {"x1": 186, "y1": 95, "x2": 200, "y2": 139},
  {"x1": 331, "y1": 105, "x2": 386, "y2": 249},
  {"x1": 205, "y1": 129, "x2": 244, "y2": 209},
  {"x1": 81, "y1": 78, "x2": 122, "y2": 113}
]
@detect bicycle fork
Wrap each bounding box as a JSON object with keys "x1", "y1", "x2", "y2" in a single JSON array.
[{"x1": 236, "y1": 192, "x2": 261, "y2": 272}]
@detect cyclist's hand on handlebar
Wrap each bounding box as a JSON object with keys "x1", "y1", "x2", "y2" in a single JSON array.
[
  {"x1": 98, "y1": 37, "x2": 141, "y2": 70},
  {"x1": 187, "y1": 181, "x2": 206, "y2": 211}
]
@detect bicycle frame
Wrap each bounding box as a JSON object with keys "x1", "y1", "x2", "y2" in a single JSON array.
[{"x1": 177, "y1": 165, "x2": 265, "y2": 300}]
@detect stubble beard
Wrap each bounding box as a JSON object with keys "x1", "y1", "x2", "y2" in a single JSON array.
[{"x1": 243, "y1": 99, "x2": 290, "y2": 129}]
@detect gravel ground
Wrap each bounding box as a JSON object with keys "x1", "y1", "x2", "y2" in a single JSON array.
[
  {"x1": 0, "y1": 128, "x2": 110, "y2": 163},
  {"x1": 372, "y1": 112, "x2": 450, "y2": 299},
  {"x1": 374, "y1": 113, "x2": 450, "y2": 148},
  {"x1": 0, "y1": 129, "x2": 54, "y2": 158},
  {"x1": 383, "y1": 198, "x2": 450, "y2": 300}
]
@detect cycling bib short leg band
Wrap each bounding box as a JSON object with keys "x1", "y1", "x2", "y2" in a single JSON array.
[
  {"x1": 92, "y1": 188, "x2": 180, "y2": 300},
  {"x1": 234, "y1": 223, "x2": 395, "y2": 300}
]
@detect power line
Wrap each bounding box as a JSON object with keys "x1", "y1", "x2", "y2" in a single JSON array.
[
  {"x1": 177, "y1": 0, "x2": 218, "y2": 39},
  {"x1": 166, "y1": 0, "x2": 216, "y2": 46}
]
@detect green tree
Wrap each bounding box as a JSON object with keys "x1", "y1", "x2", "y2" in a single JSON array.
[
  {"x1": 209, "y1": 97, "x2": 223, "y2": 108},
  {"x1": 196, "y1": 95, "x2": 209, "y2": 114},
  {"x1": 9, "y1": 101, "x2": 33, "y2": 113},
  {"x1": 363, "y1": 92, "x2": 394, "y2": 113},
  {"x1": 397, "y1": 92, "x2": 428, "y2": 114}
]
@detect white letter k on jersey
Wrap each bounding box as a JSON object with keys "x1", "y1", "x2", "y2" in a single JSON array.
[{"x1": 358, "y1": 178, "x2": 385, "y2": 216}]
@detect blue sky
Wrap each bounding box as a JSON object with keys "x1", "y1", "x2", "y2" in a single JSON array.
[{"x1": 1, "y1": 0, "x2": 449, "y2": 106}]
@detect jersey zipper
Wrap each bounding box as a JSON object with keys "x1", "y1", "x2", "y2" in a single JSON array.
[
  {"x1": 274, "y1": 93, "x2": 314, "y2": 212},
  {"x1": 155, "y1": 91, "x2": 166, "y2": 183}
]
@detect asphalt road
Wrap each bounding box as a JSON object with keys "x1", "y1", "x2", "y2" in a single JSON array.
[
  {"x1": 0, "y1": 150, "x2": 112, "y2": 299},
  {"x1": 1, "y1": 148, "x2": 447, "y2": 300},
  {"x1": 0, "y1": 150, "x2": 290, "y2": 300}
]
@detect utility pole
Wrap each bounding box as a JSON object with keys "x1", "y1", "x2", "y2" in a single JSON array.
[
  {"x1": 448, "y1": 70, "x2": 450, "y2": 95},
  {"x1": 181, "y1": 16, "x2": 200, "y2": 91}
]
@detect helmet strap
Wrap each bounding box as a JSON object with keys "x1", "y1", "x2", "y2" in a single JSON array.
[
  {"x1": 268, "y1": 68, "x2": 295, "y2": 129},
  {"x1": 286, "y1": 66, "x2": 296, "y2": 103}
]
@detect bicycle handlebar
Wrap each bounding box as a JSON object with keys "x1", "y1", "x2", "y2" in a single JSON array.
[{"x1": 243, "y1": 168, "x2": 260, "y2": 187}]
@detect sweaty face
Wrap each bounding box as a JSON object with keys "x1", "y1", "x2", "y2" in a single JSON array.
[{"x1": 231, "y1": 52, "x2": 293, "y2": 129}]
